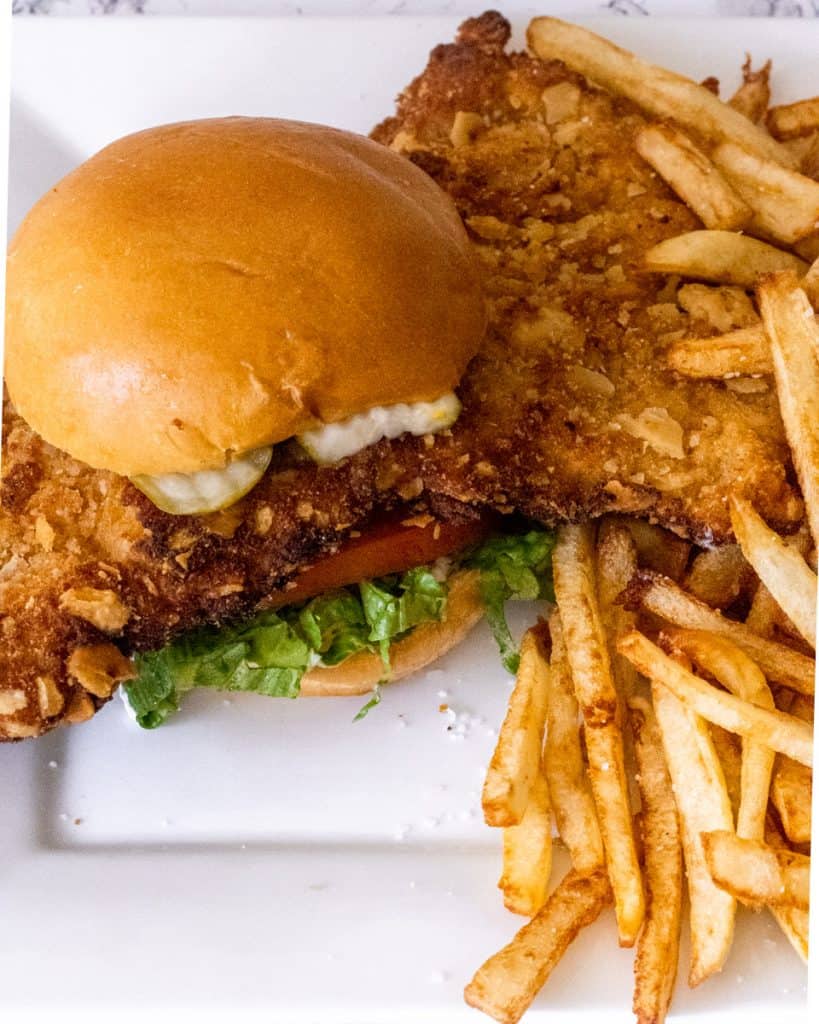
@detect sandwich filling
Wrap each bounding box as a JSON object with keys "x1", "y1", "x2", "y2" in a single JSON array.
[{"x1": 124, "y1": 520, "x2": 555, "y2": 727}]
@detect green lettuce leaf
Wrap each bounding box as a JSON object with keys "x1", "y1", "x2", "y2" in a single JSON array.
[
  {"x1": 296, "y1": 590, "x2": 371, "y2": 666},
  {"x1": 124, "y1": 567, "x2": 447, "y2": 728},
  {"x1": 353, "y1": 682, "x2": 383, "y2": 722},
  {"x1": 468, "y1": 529, "x2": 555, "y2": 674},
  {"x1": 126, "y1": 612, "x2": 312, "y2": 728}
]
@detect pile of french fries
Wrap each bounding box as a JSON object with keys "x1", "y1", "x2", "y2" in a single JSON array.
[{"x1": 465, "y1": 19, "x2": 818, "y2": 1024}]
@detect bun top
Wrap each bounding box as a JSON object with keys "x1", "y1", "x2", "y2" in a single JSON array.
[{"x1": 5, "y1": 117, "x2": 485, "y2": 476}]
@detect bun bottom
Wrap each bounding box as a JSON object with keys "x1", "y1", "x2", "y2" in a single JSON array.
[{"x1": 299, "y1": 569, "x2": 484, "y2": 697}]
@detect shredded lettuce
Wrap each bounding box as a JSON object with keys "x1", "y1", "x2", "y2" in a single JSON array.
[
  {"x1": 124, "y1": 526, "x2": 556, "y2": 729},
  {"x1": 125, "y1": 567, "x2": 447, "y2": 728},
  {"x1": 468, "y1": 530, "x2": 556, "y2": 673},
  {"x1": 353, "y1": 682, "x2": 383, "y2": 722}
]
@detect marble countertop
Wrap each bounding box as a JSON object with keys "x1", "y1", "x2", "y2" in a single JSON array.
[{"x1": 11, "y1": 1, "x2": 819, "y2": 17}]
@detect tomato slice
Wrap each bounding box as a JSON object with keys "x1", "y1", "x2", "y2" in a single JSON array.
[{"x1": 268, "y1": 511, "x2": 496, "y2": 607}]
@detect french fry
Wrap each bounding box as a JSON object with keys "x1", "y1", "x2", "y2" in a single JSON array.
[
  {"x1": 745, "y1": 581, "x2": 783, "y2": 638},
  {"x1": 629, "y1": 697, "x2": 683, "y2": 1024},
  {"x1": 618, "y1": 630, "x2": 813, "y2": 766},
  {"x1": 730, "y1": 497, "x2": 817, "y2": 648},
  {"x1": 619, "y1": 518, "x2": 690, "y2": 581},
  {"x1": 525, "y1": 18, "x2": 795, "y2": 167},
  {"x1": 802, "y1": 134, "x2": 819, "y2": 182},
  {"x1": 651, "y1": 678, "x2": 735, "y2": 986},
  {"x1": 757, "y1": 272, "x2": 819, "y2": 546},
  {"x1": 772, "y1": 754, "x2": 813, "y2": 846},
  {"x1": 782, "y1": 133, "x2": 819, "y2": 169},
  {"x1": 710, "y1": 724, "x2": 743, "y2": 822},
  {"x1": 666, "y1": 630, "x2": 775, "y2": 841},
  {"x1": 768, "y1": 96, "x2": 819, "y2": 140},
  {"x1": 644, "y1": 231, "x2": 806, "y2": 287},
  {"x1": 499, "y1": 772, "x2": 553, "y2": 917},
  {"x1": 771, "y1": 694, "x2": 813, "y2": 846},
  {"x1": 596, "y1": 518, "x2": 639, "y2": 700},
  {"x1": 625, "y1": 570, "x2": 815, "y2": 694},
  {"x1": 482, "y1": 628, "x2": 551, "y2": 827},
  {"x1": 684, "y1": 544, "x2": 750, "y2": 608},
  {"x1": 634, "y1": 124, "x2": 751, "y2": 231},
  {"x1": 728, "y1": 57, "x2": 771, "y2": 124},
  {"x1": 668, "y1": 323, "x2": 772, "y2": 378},
  {"x1": 796, "y1": 232, "x2": 819, "y2": 264},
  {"x1": 553, "y1": 524, "x2": 645, "y2": 947},
  {"x1": 804, "y1": 254, "x2": 819, "y2": 308},
  {"x1": 702, "y1": 830, "x2": 810, "y2": 911},
  {"x1": 712, "y1": 141, "x2": 819, "y2": 245},
  {"x1": 464, "y1": 868, "x2": 613, "y2": 1024},
  {"x1": 766, "y1": 819, "x2": 810, "y2": 963},
  {"x1": 544, "y1": 614, "x2": 605, "y2": 873}
]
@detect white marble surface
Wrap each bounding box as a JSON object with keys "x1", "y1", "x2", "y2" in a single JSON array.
[{"x1": 10, "y1": 1, "x2": 819, "y2": 17}]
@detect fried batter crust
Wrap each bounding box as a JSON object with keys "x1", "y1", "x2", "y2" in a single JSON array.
[
  {"x1": 373, "y1": 11, "x2": 800, "y2": 544},
  {"x1": 0, "y1": 397, "x2": 465, "y2": 739}
]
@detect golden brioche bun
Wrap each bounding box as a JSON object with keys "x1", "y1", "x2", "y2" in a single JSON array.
[
  {"x1": 300, "y1": 569, "x2": 483, "y2": 696},
  {"x1": 5, "y1": 117, "x2": 485, "y2": 476}
]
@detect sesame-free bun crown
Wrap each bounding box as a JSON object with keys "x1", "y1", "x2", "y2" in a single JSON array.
[{"x1": 5, "y1": 117, "x2": 485, "y2": 476}]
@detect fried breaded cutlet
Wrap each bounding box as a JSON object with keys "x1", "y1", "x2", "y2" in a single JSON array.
[
  {"x1": 0, "y1": 396, "x2": 479, "y2": 739},
  {"x1": 372, "y1": 11, "x2": 801, "y2": 545}
]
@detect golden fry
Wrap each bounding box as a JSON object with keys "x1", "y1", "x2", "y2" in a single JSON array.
[
  {"x1": 630, "y1": 697, "x2": 683, "y2": 1024},
  {"x1": 499, "y1": 772, "x2": 553, "y2": 917},
  {"x1": 666, "y1": 629, "x2": 775, "y2": 841},
  {"x1": 464, "y1": 868, "x2": 612, "y2": 1024},
  {"x1": 618, "y1": 630, "x2": 813, "y2": 766},
  {"x1": 768, "y1": 96, "x2": 819, "y2": 140},
  {"x1": 553, "y1": 524, "x2": 645, "y2": 946},
  {"x1": 668, "y1": 323, "x2": 771, "y2": 379},
  {"x1": 635, "y1": 124, "x2": 751, "y2": 231},
  {"x1": 651, "y1": 680, "x2": 735, "y2": 987},
  {"x1": 804, "y1": 254, "x2": 819, "y2": 308},
  {"x1": 730, "y1": 497, "x2": 817, "y2": 648},
  {"x1": 627, "y1": 571, "x2": 815, "y2": 694},
  {"x1": 644, "y1": 231, "x2": 806, "y2": 287},
  {"x1": 702, "y1": 830, "x2": 810, "y2": 911},
  {"x1": 802, "y1": 134, "x2": 819, "y2": 182},
  {"x1": 544, "y1": 614, "x2": 605, "y2": 873},
  {"x1": 713, "y1": 141, "x2": 819, "y2": 245},
  {"x1": 684, "y1": 544, "x2": 750, "y2": 608},
  {"x1": 710, "y1": 724, "x2": 743, "y2": 822},
  {"x1": 745, "y1": 582, "x2": 782, "y2": 638},
  {"x1": 596, "y1": 518, "x2": 639, "y2": 700},
  {"x1": 771, "y1": 694, "x2": 813, "y2": 846},
  {"x1": 482, "y1": 628, "x2": 551, "y2": 827},
  {"x1": 766, "y1": 819, "x2": 810, "y2": 963},
  {"x1": 526, "y1": 18, "x2": 795, "y2": 166},
  {"x1": 758, "y1": 272, "x2": 819, "y2": 547},
  {"x1": 619, "y1": 519, "x2": 691, "y2": 581},
  {"x1": 772, "y1": 754, "x2": 813, "y2": 846}
]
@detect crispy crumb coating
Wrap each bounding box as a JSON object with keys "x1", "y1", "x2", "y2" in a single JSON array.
[
  {"x1": 372, "y1": 11, "x2": 800, "y2": 543},
  {"x1": 0, "y1": 396, "x2": 474, "y2": 739}
]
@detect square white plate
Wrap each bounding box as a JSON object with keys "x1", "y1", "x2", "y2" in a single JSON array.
[{"x1": 2, "y1": 14, "x2": 814, "y2": 1022}]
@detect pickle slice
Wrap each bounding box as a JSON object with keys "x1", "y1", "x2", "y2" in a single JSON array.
[
  {"x1": 299, "y1": 392, "x2": 462, "y2": 465},
  {"x1": 131, "y1": 446, "x2": 273, "y2": 516}
]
